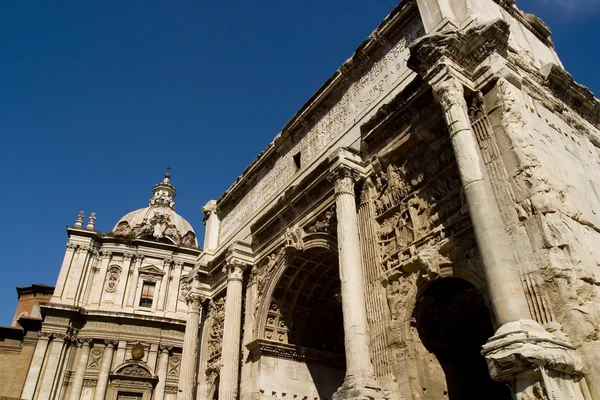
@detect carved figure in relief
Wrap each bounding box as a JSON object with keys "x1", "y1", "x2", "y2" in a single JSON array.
[
  {"x1": 207, "y1": 297, "x2": 226, "y2": 368},
  {"x1": 181, "y1": 231, "x2": 196, "y2": 247},
  {"x1": 285, "y1": 225, "x2": 305, "y2": 249},
  {"x1": 386, "y1": 275, "x2": 416, "y2": 321},
  {"x1": 114, "y1": 221, "x2": 132, "y2": 235},
  {"x1": 307, "y1": 206, "x2": 336, "y2": 234}
]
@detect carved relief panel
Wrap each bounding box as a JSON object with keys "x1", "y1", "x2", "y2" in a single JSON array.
[
  {"x1": 206, "y1": 296, "x2": 225, "y2": 370},
  {"x1": 374, "y1": 137, "x2": 470, "y2": 278}
]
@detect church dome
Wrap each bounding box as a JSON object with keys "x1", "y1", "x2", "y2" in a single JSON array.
[{"x1": 111, "y1": 173, "x2": 198, "y2": 247}]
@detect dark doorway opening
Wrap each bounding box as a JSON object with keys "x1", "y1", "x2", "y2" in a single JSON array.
[{"x1": 414, "y1": 278, "x2": 512, "y2": 400}]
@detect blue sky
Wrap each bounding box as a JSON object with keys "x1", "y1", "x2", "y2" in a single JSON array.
[{"x1": 0, "y1": 1, "x2": 598, "y2": 325}]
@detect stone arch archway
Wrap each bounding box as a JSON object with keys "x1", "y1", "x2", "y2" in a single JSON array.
[
  {"x1": 255, "y1": 232, "x2": 338, "y2": 339},
  {"x1": 413, "y1": 277, "x2": 512, "y2": 400},
  {"x1": 107, "y1": 361, "x2": 157, "y2": 400},
  {"x1": 250, "y1": 239, "x2": 345, "y2": 400}
]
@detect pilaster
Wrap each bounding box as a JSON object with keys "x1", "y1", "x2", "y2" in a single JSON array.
[
  {"x1": 21, "y1": 332, "x2": 51, "y2": 400},
  {"x1": 115, "y1": 252, "x2": 135, "y2": 307},
  {"x1": 90, "y1": 250, "x2": 112, "y2": 305},
  {"x1": 126, "y1": 253, "x2": 144, "y2": 308},
  {"x1": 53, "y1": 242, "x2": 78, "y2": 301}
]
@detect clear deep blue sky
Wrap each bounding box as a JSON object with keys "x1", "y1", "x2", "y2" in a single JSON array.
[{"x1": 1, "y1": 1, "x2": 598, "y2": 325}]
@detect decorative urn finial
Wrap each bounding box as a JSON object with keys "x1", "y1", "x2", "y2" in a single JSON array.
[
  {"x1": 74, "y1": 211, "x2": 85, "y2": 228},
  {"x1": 86, "y1": 212, "x2": 96, "y2": 230}
]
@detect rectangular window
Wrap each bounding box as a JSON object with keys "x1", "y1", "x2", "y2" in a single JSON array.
[{"x1": 139, "y1": 282, "x2": 155, "y2": 308}]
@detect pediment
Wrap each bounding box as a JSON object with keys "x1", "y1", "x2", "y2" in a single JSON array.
[{"x1": 138, "y1": 265, "x2": 164, "y2": 277}]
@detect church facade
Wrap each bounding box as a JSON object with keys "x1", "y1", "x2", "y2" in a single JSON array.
[{"x1": 8, "y1": 0, "x2": 600, "y2": 399}]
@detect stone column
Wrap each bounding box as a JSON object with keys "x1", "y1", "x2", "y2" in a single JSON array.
[
  {"x1": 218, "y1": 261, "x2": 246, "y2": 400},
  {"x1": 93, "y1": 340, "x2": 116, "y2": 400},
  {"x1": 155, "y1": 345, "x2": 171, "y2": 400},
  {"x1": 431, "y1": 74, "x2": 588, "y2": 400},
  {"x1": 21, "y1": 333, "x2": 51, "y2": 400},
  {"x1": 329, "y1": 165, "x2": 382, "y2": 400},
  {"x1": 431, "y1": 76, "x2": 531, "y2": 325},
  {"x1": 38, "y1": 333, "x2": 67, "y2": 399},
  {"x1": 178, "y1": 289, "x2": 203, "y2": 400},
  {"x1": 69, "y1": 339, "x2": 92, "y2": 400}
]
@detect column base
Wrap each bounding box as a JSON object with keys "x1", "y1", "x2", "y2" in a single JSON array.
[
  {"x1": 332, "y1": 375, "x2": 385, "y2": 400},
  {"x1": 482, "y1": 319, "x2": 590, "y2": 400}
]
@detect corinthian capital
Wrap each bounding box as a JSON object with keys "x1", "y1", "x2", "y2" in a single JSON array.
[
  {"x1": 185, "y1": 291, "x2": 204, "y2": 312},
  {"x1": 431, "y1": 76, "x2": 465, "y2": 111},
  {"x1": 223, "y1": 260, "x2": 247, "y2": 282},
  {"x1": 328, "y1": 166, "x2": 359, "y2": 196}
]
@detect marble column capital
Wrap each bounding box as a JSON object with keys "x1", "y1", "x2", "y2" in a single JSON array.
[
  {"x1": 223, "y1": 260, "x2": 247, "y2": 282},
  {"x1": 76, "y1": 338, "x2": 93, "y2": 348},
  {"x1": 158, "y1": 345, "x2": 173, "y2": 354},
  {"x1": 103, "y1": 339, "x2": 118, "y2": 348},
  {"x1": 430, "y1": 75, "x2": 465, "y2": 111},
  {"x1": 329, "y1": 166, "x2": 360, "y2": 196},
  {"x1": 185, "y1": 292, "x2": 205, "y2": 312}
]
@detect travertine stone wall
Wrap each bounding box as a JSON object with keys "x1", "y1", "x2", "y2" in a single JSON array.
[
  {"x1": 484, "y1": 76, "x2": 600, "y2": 397},
  {"x1": 257, "y1": 357, "x2": 344, "y2": 400}
]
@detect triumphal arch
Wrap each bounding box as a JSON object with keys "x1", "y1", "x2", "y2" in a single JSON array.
[
  {"x1": 191, "y1": 1, "x2": 600, "y2": 399},
  {"x1": 14, "y1": 0, "x2": 600, "y2": 400}
]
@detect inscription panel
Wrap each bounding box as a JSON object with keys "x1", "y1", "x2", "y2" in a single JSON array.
[{"x1": 220, "y1": 16, "x2": 425, "y2": 239}]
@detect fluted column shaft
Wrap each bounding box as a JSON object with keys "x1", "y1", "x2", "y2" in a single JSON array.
[
  {"x1": 331, "y1": 168, "x2": 379, "y2": 389},
  {"x1": 218, "y1": 263, "x2": 245, "y2": 400},
  {"x1": 155, "y1": 346, "x2": 171, "y2": 400},
  {"x1": 69, "y1": 339, "x2": 91, "y2": 400},
  {"x1": 178, "y1": 293, "x2": 202, "y2": 400},
  {"x1": 93, "y1": 341, "x2": 115, "y2": 400},
  {"x1": 432, "y1": 76, "x2": 530, "y2": 325},
  {"x1": 21, "y1": 334, "x2": 50, "y2": 400}
]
